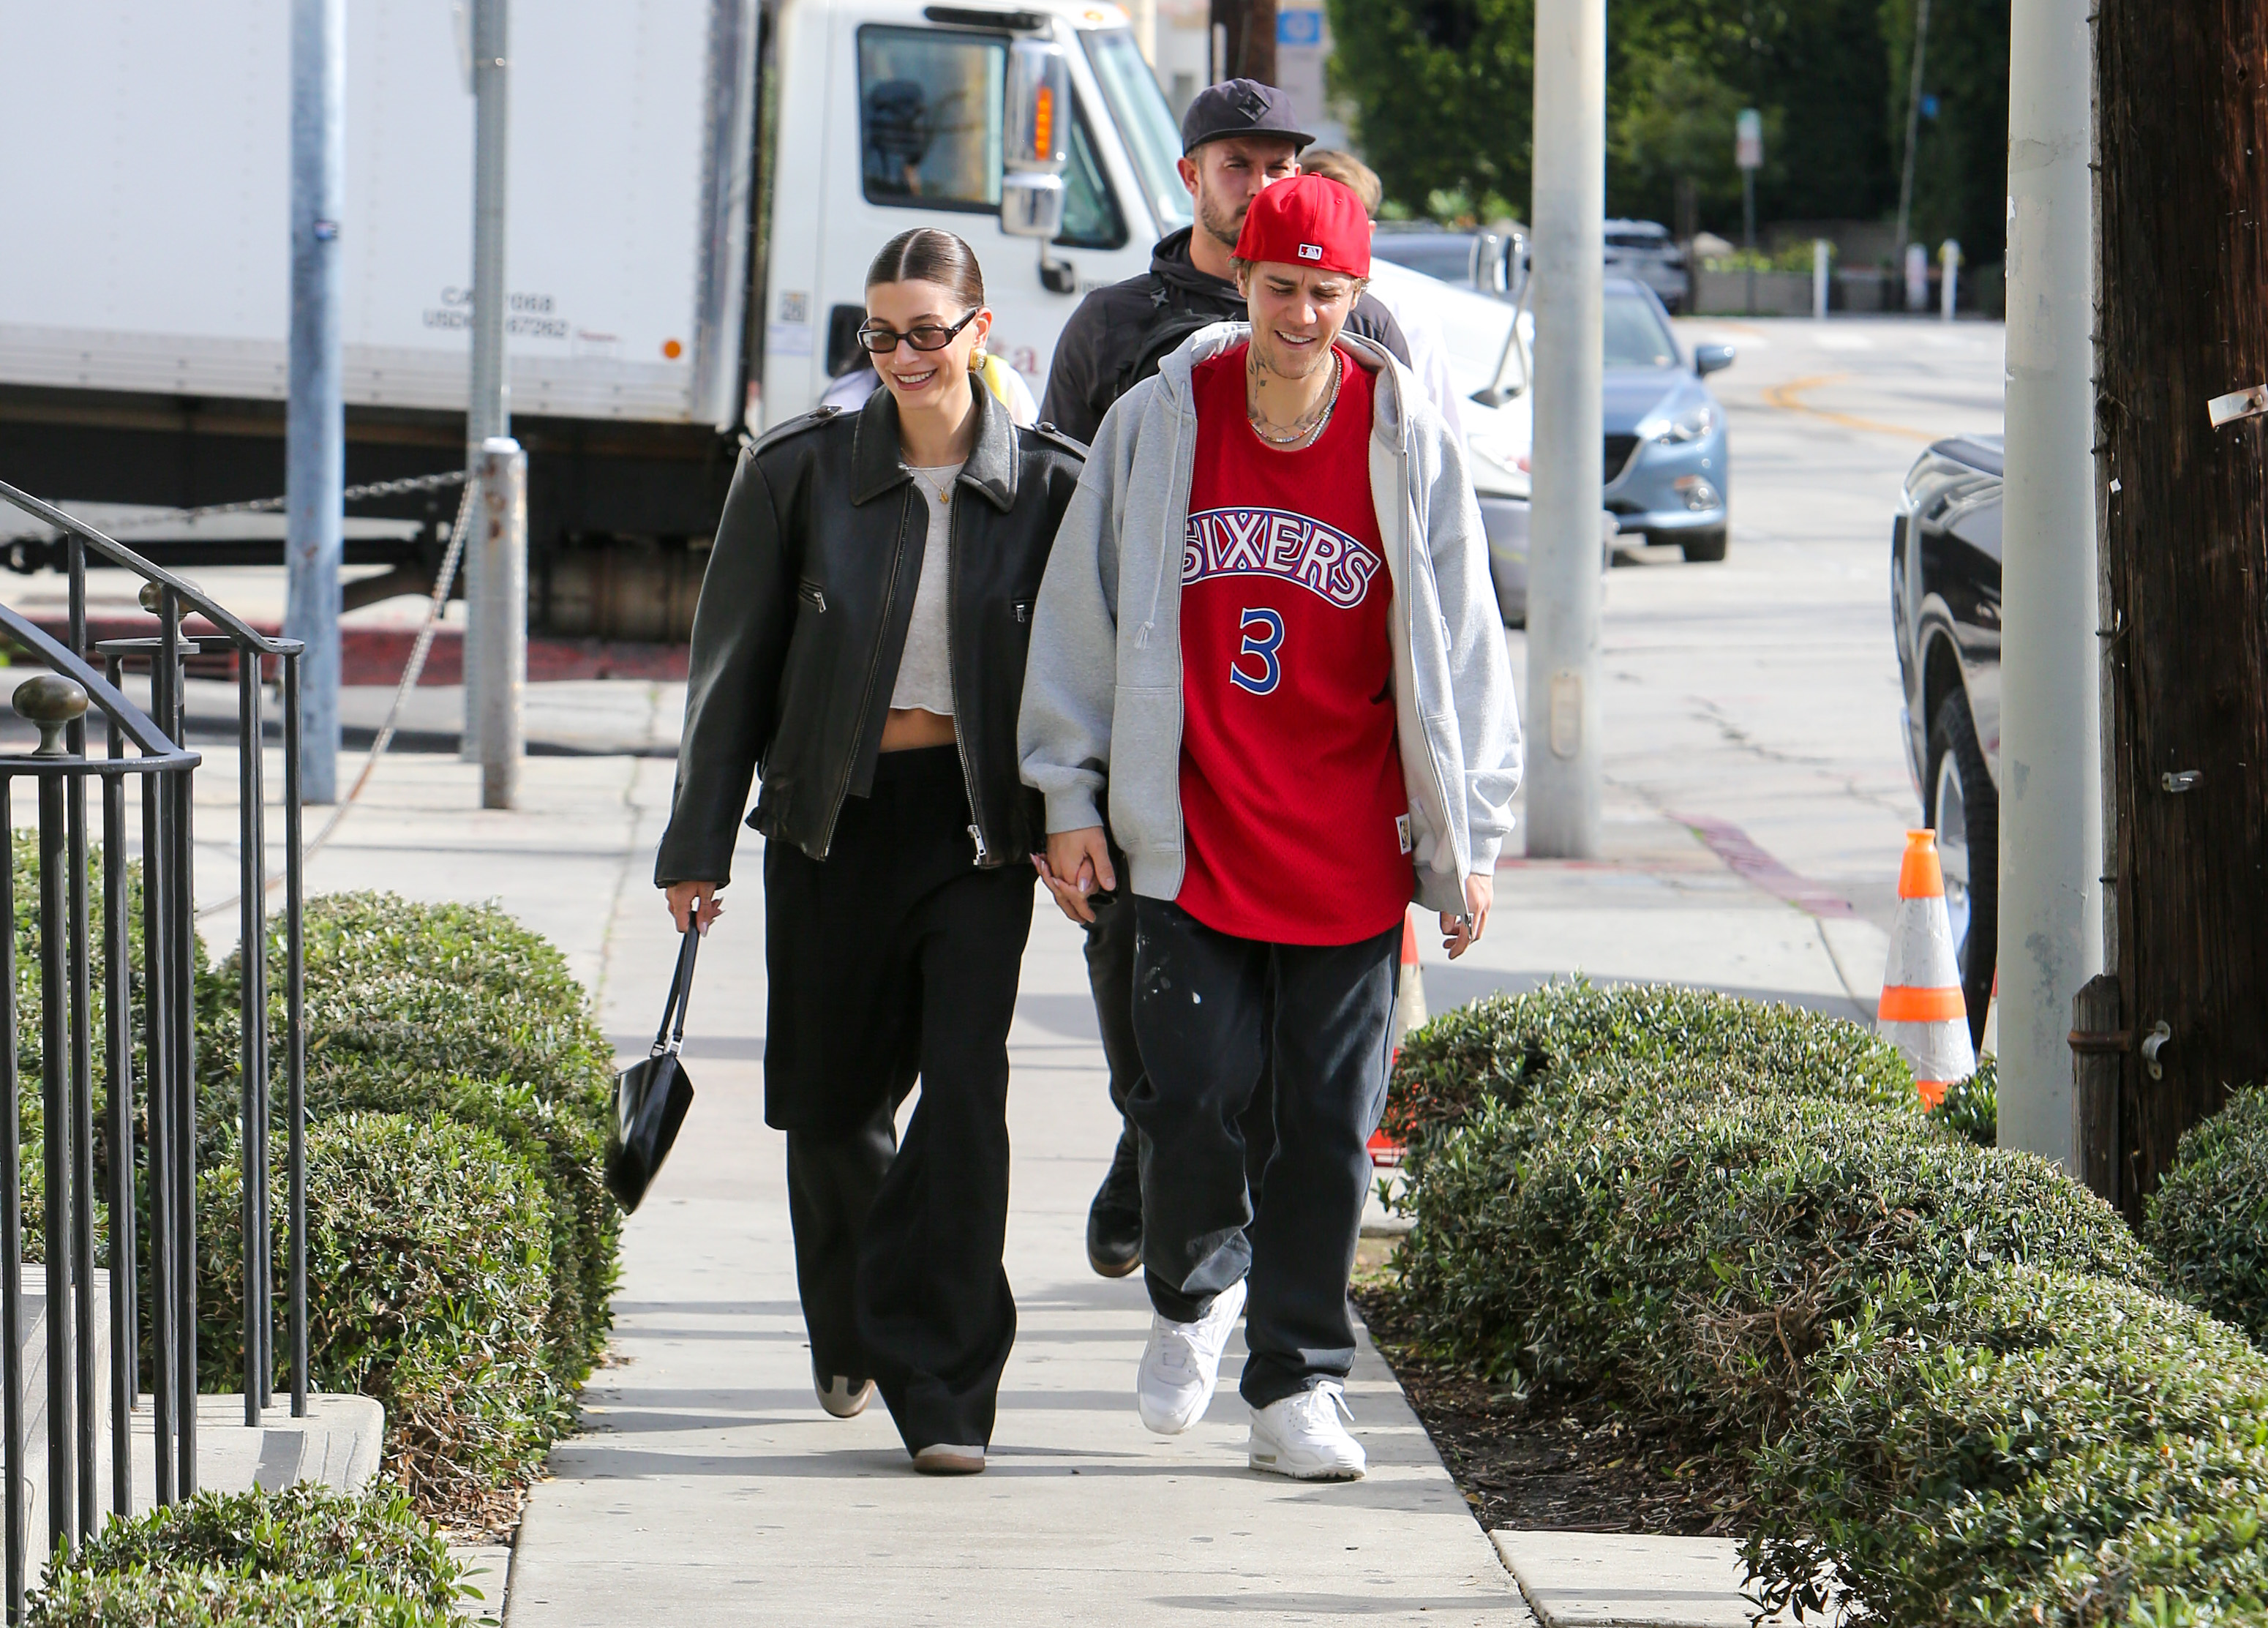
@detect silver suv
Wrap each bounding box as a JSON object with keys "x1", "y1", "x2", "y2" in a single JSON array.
[{"x1": 1603, "y1": 220, "x2": 1690, "y2": 313}]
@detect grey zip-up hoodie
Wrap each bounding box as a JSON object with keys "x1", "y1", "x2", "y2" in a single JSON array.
[{"x1": 1017, "y1": 323, "x2": 1522, "y2": 918}]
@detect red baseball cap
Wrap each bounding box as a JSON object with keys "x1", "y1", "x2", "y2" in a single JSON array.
[{"x1": 1232, "y1": 173, "x2": 1370, "y2": 279}]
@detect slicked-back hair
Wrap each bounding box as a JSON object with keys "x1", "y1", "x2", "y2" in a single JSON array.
[{"x1": 865, "y1": 228, "x2": 986, "y2": 307}]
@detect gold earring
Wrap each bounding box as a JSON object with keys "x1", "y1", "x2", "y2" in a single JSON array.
[{"x1": 969, "y1": 348, "x2": 986, "y2": 373}]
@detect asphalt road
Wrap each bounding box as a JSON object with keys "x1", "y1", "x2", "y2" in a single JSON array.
[{"x1": 1510, "y1": 313, "x2": 2008, "y2": 933}]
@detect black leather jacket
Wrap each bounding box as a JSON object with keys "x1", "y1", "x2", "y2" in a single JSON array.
[{"x1": 656, "y1": 379, "x2": 1086, "y2": 885}]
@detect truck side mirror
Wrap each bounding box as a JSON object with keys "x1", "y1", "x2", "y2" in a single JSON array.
[{"x1": 1002, "y1": 40, "x2": 1070, "y2": 243}]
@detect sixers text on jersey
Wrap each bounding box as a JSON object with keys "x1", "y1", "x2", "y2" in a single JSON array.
[{"x1": 1182, "y1": 507, "x2": 1384, "y2": 609}]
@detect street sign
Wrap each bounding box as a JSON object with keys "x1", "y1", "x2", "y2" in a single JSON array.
[{"x1": 1735, "y1": 108, "x2": 1762, "y2": 171}]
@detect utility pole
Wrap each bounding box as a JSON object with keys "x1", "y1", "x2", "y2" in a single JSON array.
[
  {"x1": 464, "y1": 0, "x2": 511, "y2": 765},
  {"x1": 1525, "y1": 0, "x2": 1605, "y2": 859},
  {"x1": 1209, "y1": 0, "x2": 1275, "y2": 82},
  {"x1": 284, "y1": 0, "x2": 344, "y2": 805},
  {"x1": 2096, "y1": 0, "x2": 2268, "y2": 1216},
  {"x1": 1895, "y1": 0, "x2": 1932, "y2": 257},
  {"x1": 1996, "y1": 0, "x2": 2098, "y2": 1173}
]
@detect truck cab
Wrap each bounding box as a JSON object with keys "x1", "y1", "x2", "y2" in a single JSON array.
[{"x1": 761, "y1": 0, "x2": 1190, "y2": 421}]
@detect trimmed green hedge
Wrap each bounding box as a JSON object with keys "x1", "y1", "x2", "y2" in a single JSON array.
[
  {"x1": 1925, "y1": 1050, "x2": 1997, "y2": 1147},
  {"x1": 1746, "y1": 1266, "x2": 2268, "y2": 1625},
  {"x1": 198, "y1": 1114, "x2": 567, "y2": 1521},
  {"x1": 1383, "y1": 980, "x2": 1917, "y2": 1155},
  {"x1": 2144, "y1": 1082, "x2": 2268, "y2": 1348},
  {"x1": 1384, "y1": 983, "x2": 2268, "y2": 1628},
  {"x1": 29, "y1": 1484, "x2": 464, "y2": 1627}
]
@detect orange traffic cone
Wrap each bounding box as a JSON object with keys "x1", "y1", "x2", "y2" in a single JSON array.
[
  {"x1": 1369, "y1": 914, "x2": 1430, "y2": 1168},
  {"x1": 1878, "y1": 829, "x2": 1976, "y2": 1108}
]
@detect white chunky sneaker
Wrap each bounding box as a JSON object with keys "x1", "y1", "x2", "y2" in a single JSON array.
[
  {"x1": 1136, "y1": 1278, "x2": 1247, "y2": 1434},
  {"x1": 814, "y1": 1371, "x2": 875, "y2": 1419},
  {"x1": 912, "y1": 1443, "x2": 985, "y2": 1475},
  {"x1": 1248, "y1": 1382, "x2": 1367, "y2": 1481}
]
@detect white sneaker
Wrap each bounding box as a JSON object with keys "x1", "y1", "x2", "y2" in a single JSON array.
[
  {"x1": 1248, "y1": 1382, "x2": 1367, "y2": 1481},
  {"x1": 814, "y1": 1372, "x2": 874, "y2": 1419},
  {"x1": 1136, "y1": 1278, "x2": 1247, "y2": 1434}
]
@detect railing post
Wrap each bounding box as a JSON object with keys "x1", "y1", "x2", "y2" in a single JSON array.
[
  {"x1": 238, "y1": 660, "x2": 269, "y2": 1424},
  {"x1": 100, "y1": 668, "x2": 135, "y2": 1520},
  {"x1": 36, "y1": 766, "x2": 76, "y2": 1558},
  {"x1": 139, "y1": 768, "x2": 176, "y2": 1512},
  {"x1": 282, "y1": 657, "x2": 309, "y2": 1418},
  {"x1": 1, "y1": 776, "x2": 23, "y2": 1619}
]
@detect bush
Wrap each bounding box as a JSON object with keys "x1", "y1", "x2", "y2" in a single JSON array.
[
  {"x1": 1382, "y1": 980, "x2": 1917, "y2": 1155},
  {"x1": 1746, "y1": 1267, "x2": 2268, "y2": 1626},
  {"x1": 2145, "y1": 1082, "x2": 2268, "y2": 1346},
  {"x1": 197, "y1": 1114, "x2": 567, "y2": 1523},
  {"x1": 61, "y1": 1485, "x2": 460, "y2": 1609},
  {"x1": 30, "y1": 1484, "x2": 464, "y2": 1627},
  {"x1": 1398, "y1": 1081, "x2": 2152, "y2": 1440},
  {"x1": 1926, "y1": 1051, "x2": 1997, "y2": 1147},
  {"x1": 28, "y1": 1571, "x2": 454, "y2": 1628}
]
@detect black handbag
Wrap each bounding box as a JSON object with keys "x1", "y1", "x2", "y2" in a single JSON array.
[{"x1": 604, "y1": 926, "x2": 700, "y2": 1212}]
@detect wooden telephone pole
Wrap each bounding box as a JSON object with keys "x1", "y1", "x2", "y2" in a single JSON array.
[
  {"x1": 2095, "y1": 0, "x2": 2268, "y2": 1217},
  {"x1": 1211, "y1": 0, "x2": 1275, "y2": 83}
]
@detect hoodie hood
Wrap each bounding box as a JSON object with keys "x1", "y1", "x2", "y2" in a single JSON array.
[{"x1": 1148, "y1": 226, "x2": 1246, "y2": 310}]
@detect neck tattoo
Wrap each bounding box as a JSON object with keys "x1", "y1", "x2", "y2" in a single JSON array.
[{"x1": 1247, "y1": 346, "x2": 1343, "y2": 448}]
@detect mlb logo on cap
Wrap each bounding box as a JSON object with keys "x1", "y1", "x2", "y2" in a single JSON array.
[{"x1": 1231, "y1": 173, "x2": 1371, "y2": 278}]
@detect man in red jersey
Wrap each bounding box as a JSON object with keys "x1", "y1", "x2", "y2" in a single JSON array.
[{"x1": 1018, "y1": 176, "x2": 1520, "y2": 1482}]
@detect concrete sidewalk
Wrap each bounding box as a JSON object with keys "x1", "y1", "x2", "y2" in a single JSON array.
[{"x1": 135, "y1": 736, "x2": 1886, "y2": 1624}]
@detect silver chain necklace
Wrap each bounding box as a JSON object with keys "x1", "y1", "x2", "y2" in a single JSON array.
[{"x1": 1247, "y1": 348, "x2": 1343, "y2": 448}]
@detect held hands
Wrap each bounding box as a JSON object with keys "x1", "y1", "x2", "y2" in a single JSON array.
[
  {"x1": 1440, "y1": 873, "x2": 1492, "y2": 960},
  {"x1": 666, "y1": 880, "x2": 724, "y2": 935},
  {"x1": 1035, "y1": 827, "x2": 1116, "y2": 924}
]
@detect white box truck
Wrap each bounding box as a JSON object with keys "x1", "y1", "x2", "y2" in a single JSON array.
[{"x1": 0, "y1": 0, "x2": 1531, "y2": 637}]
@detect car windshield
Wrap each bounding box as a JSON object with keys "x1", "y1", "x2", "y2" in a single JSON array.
[
  {"x1": 1083, "y1": 31, "x2": 1192, "y2": 235},
  {"x1": 1371, "y1": 235, "x2": 1474, "y2": 285},
  {"x1": 1603, "y1": 293, "x2": 1678, "y2": 369},
  {"x1": 1604, "y1": 229, "x2": 1666, "y2": 250}
]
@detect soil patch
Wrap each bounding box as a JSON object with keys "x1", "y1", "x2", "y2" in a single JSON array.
[{"x1": 1353, "y1": 1279, "x2": 1751, "y2": 1537}]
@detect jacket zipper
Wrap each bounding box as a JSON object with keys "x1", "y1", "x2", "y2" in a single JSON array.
[
  {"x1": 943, "y1": 475, "x2": 993, "y2": 866},
  {"x1": 819, "y1": 488, "x2": 916, "y2": 860},
  {"x1": 1394, "y1": 397, "x2": 1465, "y2": 906}
]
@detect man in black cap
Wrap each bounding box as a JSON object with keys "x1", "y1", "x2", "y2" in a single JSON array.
[
  {"x1": 1040, "y1": 78, "x2": 1411, "y2": 1284},
  {"x1": 1039, "y1": 80, "x2": 1410, "y2": 445}
]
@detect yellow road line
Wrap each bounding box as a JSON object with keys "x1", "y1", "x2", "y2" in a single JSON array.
[{"x1": 1760, "y1": 373, "x2": 1939, "y2": 442}]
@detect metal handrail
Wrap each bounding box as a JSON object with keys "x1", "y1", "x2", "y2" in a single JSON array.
[
  {"x1": 0, "y1": 481, "x2": 309, "y2": 1621},
  {"x1": 0, "y1": 480, "x2": 297, "y2": 656}
]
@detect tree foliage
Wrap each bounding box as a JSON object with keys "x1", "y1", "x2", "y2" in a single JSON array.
[{"x1": 1327, "y1": 0, "x2": 1999, "y2": 260}]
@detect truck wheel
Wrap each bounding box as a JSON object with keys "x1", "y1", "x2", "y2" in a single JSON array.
[
  {"x1": 1927, "y1": 693, "x2": 1997, "y2": 1051},
  {"x1": 1679, "y1": 528, "x2": 1728, "y2": 563}
]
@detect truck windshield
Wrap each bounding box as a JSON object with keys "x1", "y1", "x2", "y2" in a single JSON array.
[{"x1": 1082, "y1": 31, "x2": 1193, "y2": 236}]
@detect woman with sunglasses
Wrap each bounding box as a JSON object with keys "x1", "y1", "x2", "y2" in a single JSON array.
[{"x1": 655, "y1": 228, "x2": 1085, "y2": 1474}]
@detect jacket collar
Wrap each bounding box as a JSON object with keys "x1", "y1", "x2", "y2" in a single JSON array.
[{"x1": 850, "y1": 372, "x2": 1020, "y2": 511}]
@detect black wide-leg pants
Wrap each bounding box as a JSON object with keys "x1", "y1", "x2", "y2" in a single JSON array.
[
  {"x1": 1127, "y1": 898, "x2": 1400, "y2": 1410},
  {"x1": 763, "y1": 746, "x2": 1033, "y2": 1455}
]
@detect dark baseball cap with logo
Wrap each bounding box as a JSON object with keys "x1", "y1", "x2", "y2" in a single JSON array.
[{"x1": 1179, "y1": 78, "x2": 1315, "y2": 156}]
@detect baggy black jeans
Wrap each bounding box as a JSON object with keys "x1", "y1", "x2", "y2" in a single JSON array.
[
  {"x1": 1087, "y1": 885, "x2": 1276, "y2": 1188},
  {"x1": 764, "y1": 746, "x2": 1034, "y2": 1454},
  {"x1": 1127, "y1": 897, "x2": 1400, "y2": 1409}
]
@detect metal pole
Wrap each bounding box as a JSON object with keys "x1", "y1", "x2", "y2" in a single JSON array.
[
  {"x1": 1525, "y1": 0, "x2": 1606, "y2": 859},
  {"x1": 465, "y1": 0, "x2": 511, "y2": 762},
  {"x1": 285, "y1": 0, "x2": 345, "y2": 806},
  {"x1": 1940, "y1": 239, "x2": 1961, "y2": 320},
  {"x1": 1896, "y1": 0, "x2": 1933, "y2": 257},
  {"x1": 1997, "y1": 0, "x2": 2099, "y2": 1171},
  {"x1": 1811, "y1": 238, "x2": 1830, "y2": 320},
  {"x1": 477, "y1": 439, "x2": 527, "y2": 809}
]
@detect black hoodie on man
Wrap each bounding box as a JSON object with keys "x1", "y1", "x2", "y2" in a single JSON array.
[{"x1": 1037, "y1": 225, "x2": 1412, "y2": 446}]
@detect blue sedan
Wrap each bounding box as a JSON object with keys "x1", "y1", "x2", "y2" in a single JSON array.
[{"x1": 1602, "y1": 278, "x2": 1734, "y2": 560}]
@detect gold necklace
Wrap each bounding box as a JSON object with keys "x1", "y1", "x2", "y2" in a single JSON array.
[
  {"x1": 1247, "y1": 349, "x2": 1343, "y2": 447},
  {"x1": 910, "y1": 466, "x2": 957, "y2": 504}
]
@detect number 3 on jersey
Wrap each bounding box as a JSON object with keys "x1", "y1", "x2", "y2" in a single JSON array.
[{"x1": 1231, "y1": 607, "x2": 1285, "y2": 696}]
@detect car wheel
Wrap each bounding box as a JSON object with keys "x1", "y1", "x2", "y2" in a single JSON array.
[
  {"x1": 1679, "y1": 528, "x2": 1728, "y2": 563},
  {"x1": 1927, "y1": 692, "x2": 1997, "y2": 1051}
]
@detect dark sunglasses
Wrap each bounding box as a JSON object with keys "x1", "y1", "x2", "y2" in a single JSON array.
[{"x1": 856, "y1": 308, "x2": 980, "y2": 354}]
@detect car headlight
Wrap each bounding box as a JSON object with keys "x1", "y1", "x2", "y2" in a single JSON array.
[{"x1": 1655, "y1": 401, "x2": 1716, "y2": 443}]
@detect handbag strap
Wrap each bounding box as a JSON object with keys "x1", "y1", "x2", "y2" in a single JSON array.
[{"x1": 650, "y1": 927, "x2": 701, "y2": 1057}]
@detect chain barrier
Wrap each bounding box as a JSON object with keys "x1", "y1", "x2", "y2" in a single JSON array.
[
  {"x1": 102, "y1": 468, "x2": 468, "y2": 533},
  {"x1": 197, "y1": 476, "x2": 478, "y2": 921}
]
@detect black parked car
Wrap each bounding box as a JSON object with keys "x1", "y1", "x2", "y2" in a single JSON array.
[{"x1": 1890, "y1": 432, "x2": 2002, "y2": 1044}]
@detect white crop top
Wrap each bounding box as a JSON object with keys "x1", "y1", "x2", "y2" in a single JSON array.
[{"x1": 890, "y1": 463, "x2": 963, "y2": 715}]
